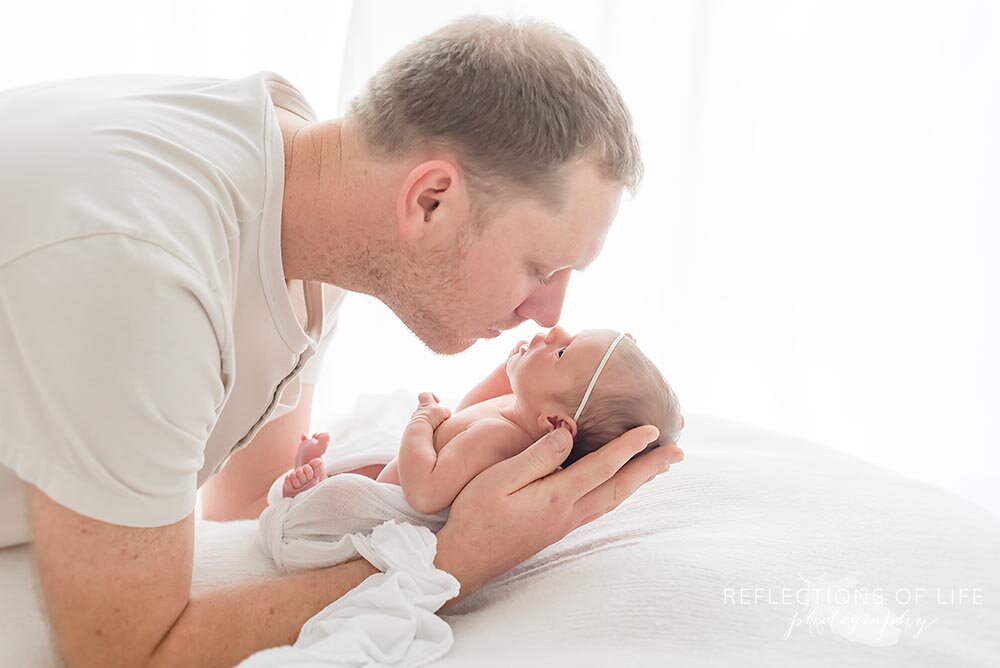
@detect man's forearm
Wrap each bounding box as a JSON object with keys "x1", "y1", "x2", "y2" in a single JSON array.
[
  {"x1": 200, "y1": 385, "x2": 315, "y2": 521},
  {"x1": 148, "y1": 537, "x2": 481, "y2": 667},
  {"x1": 147, "y1": 558, "x2": 380, "y2": 668}
]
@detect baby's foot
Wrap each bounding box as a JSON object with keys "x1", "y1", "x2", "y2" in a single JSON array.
[{"x1": 282, "y1": 433, "x2": 330, "y2": 498}]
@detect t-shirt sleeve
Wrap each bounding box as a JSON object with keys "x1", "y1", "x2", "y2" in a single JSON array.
[{"x1": 0, "y1": 234, "x2": 227, "y2": 528}]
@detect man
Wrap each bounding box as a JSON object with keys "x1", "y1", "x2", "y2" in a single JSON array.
[{"x1": 0, "y1": 16, "x2": 682, "y2": 667}]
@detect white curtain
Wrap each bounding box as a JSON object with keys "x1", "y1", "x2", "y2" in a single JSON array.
[
  {"x1": 3, "y1": 1, "x2": 997, "y2": 514},
  {"x1": 316, "y1": 0, "x2": 1000, "y2": 515}
]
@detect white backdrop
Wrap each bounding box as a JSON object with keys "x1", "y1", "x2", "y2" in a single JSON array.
[{"x1": 2, "y1": 1, "x2": 997, "y2": 514}]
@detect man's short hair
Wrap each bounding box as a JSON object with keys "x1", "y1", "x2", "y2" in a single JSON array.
[{"x1": 347, "y1": 15, "x2": 643, "y2": 216}]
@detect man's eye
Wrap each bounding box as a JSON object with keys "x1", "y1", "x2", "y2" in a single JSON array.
[{"x1": 556, "y1": 347, "x2": 566, "y2": 358}]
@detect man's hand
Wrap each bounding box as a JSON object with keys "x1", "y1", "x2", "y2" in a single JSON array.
[{"x1": 434, "y1": 425, "x2": 683, "y2": 602}]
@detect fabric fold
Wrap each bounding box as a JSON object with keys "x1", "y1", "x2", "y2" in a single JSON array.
[{"x1": 248, "y1": 406, "x2": 457, "y2": 666}]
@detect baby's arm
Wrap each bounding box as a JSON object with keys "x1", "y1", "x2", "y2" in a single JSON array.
[
  {"x1": 397, "y1": 394, "x2": 522, "y2": 515},
  {"x1": 455, "y1": 339, "x2": 525, "y2": 411}
]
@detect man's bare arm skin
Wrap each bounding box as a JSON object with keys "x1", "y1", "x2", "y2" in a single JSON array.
[
  {"x1": 200, "y1": 383, "x2": 316, "y2": 521},
  {"x1": 31, "y1": 423, "x2": 681, "y2": 666},
  {"x1": 29, "y1": 487, "x2": 383, "y2": 668}
]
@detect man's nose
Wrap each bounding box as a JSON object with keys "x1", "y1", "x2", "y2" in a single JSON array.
[
  {"x1": 544, "y1": 325, "x2": 570, "y2": 345},
  {"x1": 515, "y1": 270, "x2": 571, "y2": 329}
]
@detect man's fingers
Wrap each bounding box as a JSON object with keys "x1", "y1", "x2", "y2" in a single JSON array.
[
  {"x1": 493, "y1": 428, "x2": 573, "y2": 493},
  {"x1": 572, "y1": 440, "x2": 682, "y2": 529},
  {"x1": 557, "y1": 426, "x2": 659, "y2": 501}
]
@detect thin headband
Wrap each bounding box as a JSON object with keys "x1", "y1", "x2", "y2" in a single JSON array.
[{"x1": 573, "y1": 332, "x2": 627, "y2": 422}]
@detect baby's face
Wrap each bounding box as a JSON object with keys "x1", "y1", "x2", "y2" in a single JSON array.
[{"x1": 506, "y1": 326, "x2": 622, "y2": 418}]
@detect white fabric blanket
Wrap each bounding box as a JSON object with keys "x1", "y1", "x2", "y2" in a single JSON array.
[
  {"x1": 2, "y1": 393, "x2": 998, "y2": 666},
  {"x1": 247, "y1": 409, "x2": 457, "y2": 666}
]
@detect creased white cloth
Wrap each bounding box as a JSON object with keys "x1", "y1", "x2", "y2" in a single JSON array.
[
  {"x1": 245, "y1": 391, "x2": 458, "y2": 667},
  {"x1": 242, "y1": 518, "x2": 459, "y2": 668},
  {"x1": 4, "y1": 397, "x2": 999, "y2": 667}
]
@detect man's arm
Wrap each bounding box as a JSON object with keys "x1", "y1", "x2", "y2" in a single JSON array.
[
  {"x1": 200, "y1": 383, "x2": 316, "y2": 521},
  {"x1": 29, "y1": 486, "x2": 381, "y2": 668},
  {"x1": 434, "y1": 425, "x2": 684, "y2": 611},
  {"x1": 30, "y1": 426, "x2": 682, "y2": 667}
]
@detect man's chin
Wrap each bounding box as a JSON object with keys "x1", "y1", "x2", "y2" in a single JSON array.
[
  {"x1": 419, "y1": 330, "x2": 479, "y2": 355},
  {"x1": 431, "y1": 341, "x2": 474, "y2": 355}
]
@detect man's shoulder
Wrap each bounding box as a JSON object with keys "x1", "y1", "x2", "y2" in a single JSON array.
[{"x1": 0, "y1": 72, "x2": 274, "y2": 284}]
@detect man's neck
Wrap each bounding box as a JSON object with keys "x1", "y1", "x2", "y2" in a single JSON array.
[
  {"x1": 278, "y1": 109, "x2": 323, "y2": 282},
  {"x1": 276, "y1": 112, "x2": 404, "y2": 294},
  {"x1": 279, "y1": 111, "x2": 361, "y2": 286}
]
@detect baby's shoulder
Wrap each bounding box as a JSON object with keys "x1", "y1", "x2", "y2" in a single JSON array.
[
  {"x1": 466, "y1": 416, "x2": 526, "y2": 435},
  {"x1": 450, "y1": 417, "x2": 534, "y2": 456}
]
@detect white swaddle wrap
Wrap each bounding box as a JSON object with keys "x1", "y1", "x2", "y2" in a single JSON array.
[{"x1": 244, "y1": 392, "x2": 459, "y2": 667}]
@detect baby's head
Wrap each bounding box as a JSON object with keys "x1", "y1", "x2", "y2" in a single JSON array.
[{"x1": 506, "y1": 326, "x2": 683, "y2": 465}]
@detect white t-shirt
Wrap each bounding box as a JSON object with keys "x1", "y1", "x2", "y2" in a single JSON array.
[{"x1": 0, "y1": 71, "x2": 346, "y2": 548}]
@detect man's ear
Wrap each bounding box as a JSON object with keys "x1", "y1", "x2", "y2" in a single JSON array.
[
  {"x1": 537, "y1": 412, "x2": 578, "y2": 438},
  {"x1": 395, "y1": 159, "x2": 468, "y2": 243}
]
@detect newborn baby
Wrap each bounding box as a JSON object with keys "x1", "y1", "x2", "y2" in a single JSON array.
[{"x1": 282, "y1": 326, "x2": 684, "y2": 515}]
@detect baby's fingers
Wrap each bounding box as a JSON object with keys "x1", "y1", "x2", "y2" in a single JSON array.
[{"x1": 417, "y1": 392, "x2": 441, "y2": 407}]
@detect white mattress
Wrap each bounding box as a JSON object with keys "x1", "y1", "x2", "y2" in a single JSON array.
[{"x1": 2, "y1": 413, "x2": 998, "y2": 667}]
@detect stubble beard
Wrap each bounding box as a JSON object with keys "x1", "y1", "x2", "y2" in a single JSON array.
[{"x1": 377, "y1": 232, "x2": 478, "y2": 355}]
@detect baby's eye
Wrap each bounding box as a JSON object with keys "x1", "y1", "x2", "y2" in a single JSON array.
[
  {"x1": 556, "y1": 347, "x2": 567, "y2": 359},
  {"x1": 537, "y1": 272, "x2": 554, "y2": 286}
]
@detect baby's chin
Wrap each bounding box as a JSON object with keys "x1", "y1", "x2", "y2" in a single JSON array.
[{"x1": 504, "y1": 349, "x2": 523, "y2": 378}]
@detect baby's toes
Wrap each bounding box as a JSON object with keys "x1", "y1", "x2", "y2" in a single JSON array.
[
  {"x1": 308, "y1": 457, "x2": 326, "y2": 477},
  {"x1": 287, "y1": 465, "x2": 309, "y2": 489}
]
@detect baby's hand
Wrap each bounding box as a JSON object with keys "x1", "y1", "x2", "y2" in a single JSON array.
[
  {"x1": 509, "y1": 339, "x2": 528, "y2": 357},
  {"x1": 409, "y1": 392, "x2": 451, "y2": 430}
]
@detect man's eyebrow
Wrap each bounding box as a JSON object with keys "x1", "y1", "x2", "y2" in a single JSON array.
[{"x1": 538, "y1": 257, "x2": 594, "y2": 273}]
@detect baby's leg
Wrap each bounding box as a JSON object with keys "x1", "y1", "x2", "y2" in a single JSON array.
[
  {"x1": 347, "y1": 463, "x2": 387, "y2": 480},
  {"x1": 375, "y1": 457, "x2": 400, "y2": 485},
  {"x1": 282, "y1": 433, "x2": 330, "y2": 498}
]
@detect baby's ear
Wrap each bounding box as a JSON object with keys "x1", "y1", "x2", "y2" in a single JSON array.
[{"x1": 537, "y1": 413, "x2": 578, "y2": 438}]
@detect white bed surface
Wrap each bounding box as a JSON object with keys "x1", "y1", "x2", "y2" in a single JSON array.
[{"x1": 2, "y1": 413, "x2": 998, "y2": 667}]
